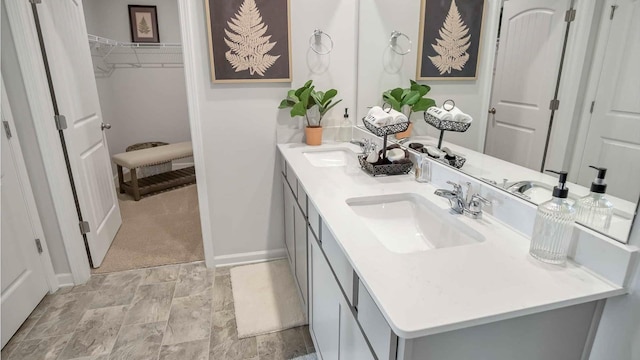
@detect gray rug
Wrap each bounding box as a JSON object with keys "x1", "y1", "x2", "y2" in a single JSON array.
[{"x1": 291, "y1": 354, "x2": 317, "y2": 360}]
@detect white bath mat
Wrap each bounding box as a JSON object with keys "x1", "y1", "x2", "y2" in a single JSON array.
[{"x1": 230, "y1": 259, "x2": 306, "y2": 338}]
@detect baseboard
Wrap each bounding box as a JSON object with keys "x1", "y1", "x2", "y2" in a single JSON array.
[
  {"x1": 214, "y1": 248, "x2": 287, "y2": 267},
  {"x1": 56, "y1": 273, "x2": 75, "y2": 287}
]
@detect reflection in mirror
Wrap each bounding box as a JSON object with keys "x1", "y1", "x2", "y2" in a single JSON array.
[{"x1": 356, "y1": 0, "x2": 639, "y2": 243}]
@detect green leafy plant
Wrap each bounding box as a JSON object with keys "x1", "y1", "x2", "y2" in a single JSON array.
[
  {"x1": 382, "y1": 80, "x2": 436, "y2": 121},
  {"x1": 278, "y1": 80, "x2": 342, "y2": 127}
]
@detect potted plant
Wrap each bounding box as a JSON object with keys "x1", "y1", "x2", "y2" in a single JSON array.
[
  {"x1": 382, "y1": 80, "x2": 435, "y2": 139},
  {"x1": 279, "y1": 80, "x2": 342, "y2": 145}
]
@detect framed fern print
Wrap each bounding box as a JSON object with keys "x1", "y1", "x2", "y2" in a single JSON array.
[
  {"x1": 205, "y1": 0, "x2": 292, "y2": 83},
  {"x1": 128, "y1": 5, "x2": 160, "y2": 43},
  {"x1": 417, "y1": 0, "x2": 486, "y2": 80}
]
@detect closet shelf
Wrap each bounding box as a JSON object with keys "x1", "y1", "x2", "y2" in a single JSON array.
[{"x1": 88, "y1": 34, "x2": 183, "y2": 76}]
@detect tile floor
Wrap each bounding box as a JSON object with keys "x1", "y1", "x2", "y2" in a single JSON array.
[{"x1": 1, "y1": 262, "x2": 315, "y2": 360}]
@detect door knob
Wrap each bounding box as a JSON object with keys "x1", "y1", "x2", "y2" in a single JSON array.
[
  {"x1": 101, "y1": 123, "x2": 112, "y2": 130},
  {"x1": 488, "y1": 107, "x2": 496, "y2": 114}
]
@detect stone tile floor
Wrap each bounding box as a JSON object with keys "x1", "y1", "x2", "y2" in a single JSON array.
[{"x1": 1, "y1": 262, "x2": 315, "y2": 360}]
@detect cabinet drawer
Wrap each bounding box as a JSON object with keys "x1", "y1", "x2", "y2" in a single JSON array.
[
  {"x1": 321, "y1": 222, "x2": 354, "y2": 305},
  {"x1": 308, "y1": 199, "x2": 320, "y2": 238},
  {"x1": 286, "y1": 162, "x2": 297, "y2": 198},
  {"x1": 357, "y1": 280, "x2": 395, "y2": 360}
]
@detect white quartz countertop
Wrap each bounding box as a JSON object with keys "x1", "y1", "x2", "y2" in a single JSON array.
[{"x1": 278, "y1": 142, "x2": 626, "y2": 339}]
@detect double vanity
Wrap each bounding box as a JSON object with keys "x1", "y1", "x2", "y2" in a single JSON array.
[{"x1": 278, "y1": 141, "x2": 632, "y2": 360}]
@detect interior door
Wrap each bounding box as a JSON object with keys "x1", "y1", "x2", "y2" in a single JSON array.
[
  {"x1": 575, "y1": 0, "x2": 640, "y2": 203},
  {"x1": 484, "y1": 0, "x2": 571, "y2": 170},
  {"x1": 1, "y1": 86, "x2": 50, "y2": 348},
  {"x1": 34, "y1": 0, "x2": 121, "y2": 266}
]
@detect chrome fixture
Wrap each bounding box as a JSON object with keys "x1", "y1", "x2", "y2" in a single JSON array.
[
  {"x1": 504, "y1": 180, "x2": 534, "y2": 200},
  {"x1": 351, "y1": 138, "x2": 376, "y2": 155},
  {"x1": 435, "y1": 181, "x2": 491, "y2": 219}
]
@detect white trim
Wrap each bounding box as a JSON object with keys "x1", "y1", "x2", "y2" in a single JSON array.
[
  {"x1": 178, "y1": 0, "x2": 215, "y2": 268},
  {"x1": 214, "y1": 249, "x2": 288, "y2": 267},
  {"x1": 4, "y1": 0, "x2": 91, "y2": 285},
  {"x1": 1, "y1": 79, "x2": 59, "y2": 294},
  {"x1": 55, "y1": 273, "x2": 75, "y2": 288}
]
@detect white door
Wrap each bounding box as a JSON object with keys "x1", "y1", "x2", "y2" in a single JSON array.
[
  {"x1": 575, "y1": 0, "x2": 640, "y2": 203},
  {"x1": 484, "y1": 0, "x2": 571, "y2": 171},
  {"x1": 35, "y1": 0, "x2": 121, "y2": 266},
  {"x1": 1, "y1": 84, "x2": 50, "y2": 348}
]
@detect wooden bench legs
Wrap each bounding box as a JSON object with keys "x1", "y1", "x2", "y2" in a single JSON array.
[
  {"x1": 117, "y1": 165, "x2": 125, "y2": 194},
  {"x1": 117, "y1": 165, "x2": 196, "y2": 201},
  {"x1": 130, "y1": 168, "x2": 141, "y2": 201},
  {"x1": 117, "y1": 165, "x2": 141, "y2": 201}
]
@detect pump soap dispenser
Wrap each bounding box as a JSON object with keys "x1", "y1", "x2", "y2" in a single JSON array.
[
  {"x1": 575, "y1": 166, "x2": 613, "y2": 230},
  {"x1": 529, "y1": 170, "x2": 577, "y2": 265}
]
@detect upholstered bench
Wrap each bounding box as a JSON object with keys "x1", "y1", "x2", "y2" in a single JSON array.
[{"x1": 112, "y1": 141, "x2": 195, "y2": 201}]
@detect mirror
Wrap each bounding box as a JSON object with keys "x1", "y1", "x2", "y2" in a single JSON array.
[{"x1": 356, "y1": 0, "x2": 639, "y2": 243}]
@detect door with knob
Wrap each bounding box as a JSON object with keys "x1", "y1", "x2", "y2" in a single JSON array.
[
  {"x1": 101, "y1": 123, "x2": 111, "y2": 131},
  {"x1": 484, "y1": 0, "x2": 571, "y2": 171}
]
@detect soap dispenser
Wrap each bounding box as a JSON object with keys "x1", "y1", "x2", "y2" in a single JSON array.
[
  {"x1": 338, "y1": 108, "x2": 352, "y2": 142},
  {"x1": 575, "y1": 166, "x2": 613, "y2": 230},
  {"x1": 529, "y1": 170, "x2": 577, "y2": 265}
]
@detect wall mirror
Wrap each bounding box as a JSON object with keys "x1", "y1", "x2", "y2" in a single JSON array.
[{"x1": 355, "y1": 0, "x2": 639, "y2": 243}]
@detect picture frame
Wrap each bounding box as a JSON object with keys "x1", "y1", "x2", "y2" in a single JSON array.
[
  {"x1": 128, "y1": 5, "x2": 160, "y2": 43},
  {"x1": 417, "y1": 0, "x2": 486, "y2": 80},
  {"x1": 205, "y1": 0, "x2": 292, "y2": 83}
]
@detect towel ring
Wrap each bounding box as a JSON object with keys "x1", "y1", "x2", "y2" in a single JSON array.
[
  {"x1": 309, "y1": 29, "x2": 333, "y2": 55},
  {"x1": 443, "y1": 99, "x2": 456, "y2": 111},
  {"x1": 389, "y1": 31, "x2": 411, "y2": 55}
]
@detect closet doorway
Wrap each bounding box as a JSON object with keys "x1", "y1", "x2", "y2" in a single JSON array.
[{"x1": 81, "y1": 0, "x2": 203, "y2": 273}]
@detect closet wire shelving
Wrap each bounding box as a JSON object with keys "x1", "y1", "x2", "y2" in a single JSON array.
[{"x1": 88, "y1": 34, "x2": 183, "y2": 77}]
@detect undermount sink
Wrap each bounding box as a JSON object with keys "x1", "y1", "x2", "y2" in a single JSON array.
[
  {"x1": 346, "y1": 193, "x2": 485, "y2": 254},
  {"x1": 303, "y1": 148, "x2": 353, "y2": 167}
]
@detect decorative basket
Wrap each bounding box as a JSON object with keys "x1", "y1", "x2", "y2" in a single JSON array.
[
  {"x1": 362, "y1": 118, "x2": 410, "y2": 137},
  {"x1": 126, "y1": 141, "x2": 170, "y2": 177},
  {"x1": 358, "y1": 155, "x2": 413, "y2": 176},
  {"x1": 424, "y1": 113, "x2": 471, "y2": 133}
]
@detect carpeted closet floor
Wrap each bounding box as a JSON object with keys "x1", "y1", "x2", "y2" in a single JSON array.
[{"x1": 93, "y1": 184, "x2": 204, "y2": 274}]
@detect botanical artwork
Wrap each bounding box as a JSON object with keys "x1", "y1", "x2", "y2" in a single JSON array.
[
  {"x1": 206, "y1": 0, "x2": 291, "y2": 83},
  {"x1": 128, "y1": 5, "x2": 159, "y2": 43},
  {"x1": 417, "y1": 0, "x2": 485, "y2": 80}
]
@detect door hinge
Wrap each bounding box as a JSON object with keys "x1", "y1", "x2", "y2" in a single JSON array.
[
  {"x1": 2, "y1": 121, "x2": 12, "y2": 139},
  {"x1": 610, "y1": 5, "x2": 618, "y2": 20},
  {"x1": 590, "y1": 101, "x2": 595, "y2": 113},
  {"x1": 35, "y1": 239, "x2": 43, "y2": 254},
  {"x1": 565, "y1": 8, "x2": 576, "y2": 22},
  {"x1": 549, "y1": 99, "x2": 560, "y2": 111},
  {"x1": 79, "y1": 221, "x2": 91, "y2": 234},
  {"x1": 54, "y1": 115, "x2": 67, "y2": 130}
]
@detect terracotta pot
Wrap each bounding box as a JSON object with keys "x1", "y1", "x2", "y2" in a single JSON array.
[
  {"x1": 305, "y1": 126, "x2": 323, "y2": 146},
  {"x1": 395, "y1": 123, "x2": 413, "y2": 139}
]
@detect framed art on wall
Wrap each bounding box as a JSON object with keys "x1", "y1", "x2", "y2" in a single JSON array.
[
  {"x1": 128, "y1": 5, "x2": 160, "y2": 43},
  {"x1": 417, "y1": 0, "x2": 486, "y2": 80},
  {"x1": 205, "y1": 0, "x2": 292, "y2": 83}
]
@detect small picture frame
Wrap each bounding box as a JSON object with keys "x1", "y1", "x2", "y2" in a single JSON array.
[
  {"x1": 128, "y1": 5, "x2": 160, "y2": 43},
  {"x1": 417, "y1": 0, "x2": 486, "y2": 80}
]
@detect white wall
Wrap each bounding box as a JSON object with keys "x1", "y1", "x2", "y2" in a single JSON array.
[
  {"x1": 356, "y1": 0, "x2": 501, "y2": 152},
  {"x1": 180, "y1": 0, "x2": 357, "y2": 263},
  {"x1": 83, "y1": 0, "x2": 191, "y2": 166},
  {"x1": 1, "y1": 7, "x2": 72, "y2": 275}
]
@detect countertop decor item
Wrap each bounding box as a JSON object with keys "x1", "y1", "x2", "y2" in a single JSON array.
[
  {"x1": 205, "y1": 0, "x2": 292, "y2": 83},
  {"x1": 278, "y1": 80, "x2": 342, "y2": 145},
  {"x1": 382, "y1": 80, "x2": 436, "y2": 139},
  {"x1": 360, "y1": 111, "x2": 412, "y2": 176},
  {"x1": 416, "y1": 0, "x2": 486, "y2": 80},
  {"x1": 424, "y1": 99, "x2": 472, "y2": 149}
]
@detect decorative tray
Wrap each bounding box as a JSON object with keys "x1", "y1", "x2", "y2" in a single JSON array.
[
  {"x1": 362, "y1": 118, "x2": 410, "y2": 137},
  {"x1": 424, "y1": 113, "x2": 471, "y2": 133},
  {"x1": 358, "y1": 155, "x2": 413, "y2": 176}
]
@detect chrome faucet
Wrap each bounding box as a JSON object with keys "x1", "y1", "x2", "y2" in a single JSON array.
[{"x1": 434, "y1": 181, "x2": 491, "y2": 219}]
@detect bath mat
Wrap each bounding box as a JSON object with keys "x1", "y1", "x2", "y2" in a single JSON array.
[
  {"x1": 230, "y1": 259, "x2": 306, "y2": 338},
  {"x1": 291, "y1": 354, "x2": 317, "y2": 360}
]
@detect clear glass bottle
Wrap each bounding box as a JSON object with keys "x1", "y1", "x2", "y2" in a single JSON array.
[
  {"x1": 575, "y1": 166, "x2": 613, "y2": 231},
  {"x1": 530, "y1": 170, "x2": 576, "y2": 265},
  {"x1": 415, "y1": 154, "x2": 431, "y2": 183},
  {"x1": 337, "y1": 108, "x2": 352, "y2": 142}
]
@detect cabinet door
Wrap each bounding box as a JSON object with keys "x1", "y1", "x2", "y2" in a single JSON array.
[
  {"x1": 310, "y1": 240, "x2": 340, "y2": 360},
  {"x1": 294, "y1": 203, "x2": 308, "y2": 306},
  {"x1": 340, "y1": 297, "x2": 375, "y2": 360},
  {"x1": 283, "y1": 179, "x2": 295, "y2": 266}
]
